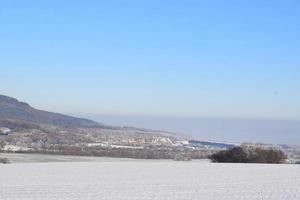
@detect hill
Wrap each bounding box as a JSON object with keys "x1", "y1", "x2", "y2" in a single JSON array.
[{"x1": 0, "y1": 95, "x2": 99, "y2": 128}]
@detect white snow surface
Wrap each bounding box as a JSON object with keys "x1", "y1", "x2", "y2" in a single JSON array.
[{"x1": 0, "y1": 160, "x2": 299, "y2": 200}]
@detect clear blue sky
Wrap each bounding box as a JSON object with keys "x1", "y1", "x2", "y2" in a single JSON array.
[{"x1": 1, "y1": 1, "x2": 300, "y2": 143}]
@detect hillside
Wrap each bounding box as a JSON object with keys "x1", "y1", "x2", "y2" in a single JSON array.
[{"x1": 0, "y1": 95, "x2": 100, "y2": 128}]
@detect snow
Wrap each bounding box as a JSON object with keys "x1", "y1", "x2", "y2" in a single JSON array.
[
  {"x1": 86, "y1": 142, "x2": 109, "y2": 147},
  {"x1": 0, "y1": 159, "x2": 299, "y2": 200},
  {"x1": 86, "y1": 143, "x2": 144, "y2": 149},
  {"x1": 0, "y1": 127, "x2": 11, "y2": 134},
  {"x1": 110, "y1": 144, "x2": 144, "y2": 149},
  {"x1": 3, "y1": 145, "x2": 32, "y2": 152}
]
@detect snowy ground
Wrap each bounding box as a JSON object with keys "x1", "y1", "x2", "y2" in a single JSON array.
[
  {"x1": 0, "y1": 153, "x2": 138, "y2": 163},
  {"x1": 0, "y1": 156, "x2": 299, "y2": 200}
]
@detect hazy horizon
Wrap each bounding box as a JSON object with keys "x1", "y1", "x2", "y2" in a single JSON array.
[{"x1": 72, "y1": 113, "x2": 298, "y2": 145}]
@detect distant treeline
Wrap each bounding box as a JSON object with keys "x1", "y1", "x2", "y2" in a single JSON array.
[
  {"x1": 8, "y1": 145, "x2": 215, "y2": 160},
  {"x1": 210, "y1": 146, "x2": 287, "y2": 164}
]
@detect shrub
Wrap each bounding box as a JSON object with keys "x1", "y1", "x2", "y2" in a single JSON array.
[
  {"x1": 0, "y1": 158, "x2": 10, "y2": 164},
  {"x1": 210, "y1": 146, "x2": 286, "y2": 164},
  {"x1": 254, "y1": 148, "x2": 286, "y2": 164}
]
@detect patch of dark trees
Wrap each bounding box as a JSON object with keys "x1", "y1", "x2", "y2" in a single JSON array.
[
  {"x1": 210, "y1": 146, "x2": 287, "y2": 164},
  {"x1": 0, "y1": 157, "x2": 9, "y2": 164}
]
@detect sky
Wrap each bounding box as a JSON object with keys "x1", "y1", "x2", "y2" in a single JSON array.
[{"x1": 1, "y1": 1, "x2": 300, "y2": 144}]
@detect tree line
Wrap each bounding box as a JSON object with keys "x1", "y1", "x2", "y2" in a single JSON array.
[{"x1": 210, "y1": 146, "x2": 287, "y2": 164}]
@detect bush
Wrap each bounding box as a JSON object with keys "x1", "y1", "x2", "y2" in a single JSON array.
[
  {"x1": 0, "y1": 158, "x2": 10, "y2": 164},
  {"x1": 210, "y1": 146, "x2": 286, "y2": 164}
]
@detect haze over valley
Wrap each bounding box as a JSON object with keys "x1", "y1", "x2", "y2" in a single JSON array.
[{"x1": 85, "y1": 114, "x2": 300, "y2": 145}]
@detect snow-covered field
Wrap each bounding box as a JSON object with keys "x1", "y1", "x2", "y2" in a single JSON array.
[{"x1": 0, "y1": 157, "x2": 299, "y2": 200}]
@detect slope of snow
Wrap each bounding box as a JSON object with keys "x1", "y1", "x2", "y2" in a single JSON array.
[{"x1": 0, "y1": 160, "x2": 299, "y2": 200}]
